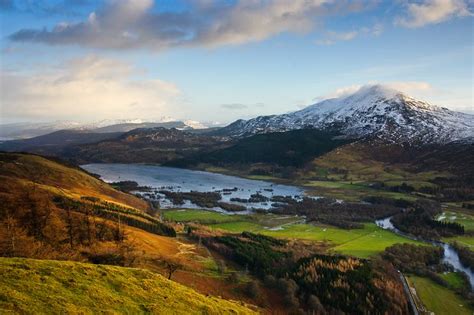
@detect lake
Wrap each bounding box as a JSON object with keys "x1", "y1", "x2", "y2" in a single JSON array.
[{"x1": 81, "y1": 163, "x2": 306, "y2": 213}]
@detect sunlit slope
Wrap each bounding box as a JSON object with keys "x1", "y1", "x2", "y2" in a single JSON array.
[
  {"x1": 0, "y1": 152, "x2": 147, "y2": 210},
  {"x1": 0, "y1": 257, "x2": 257, "y2": 315}
]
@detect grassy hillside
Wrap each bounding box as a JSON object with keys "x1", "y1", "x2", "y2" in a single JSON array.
[
  {"x1": 293, "y1": 141, "x2": 473, "y2": 202},
  {"x1": 0, "y1": 152, "x2": 272, "y2": 311},
  {"x1": 0, "y1": 152, "x2": 177, "y2": 263},
  {"x1": 0, "y1": 152, "x2": 147, "y2": 210},
  {"x1": 0, "y1": 257, "x2": 256, "y2": 314}
]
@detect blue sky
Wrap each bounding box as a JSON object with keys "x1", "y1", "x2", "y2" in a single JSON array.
[{"x1": 0, "y1": 0, "x2": 473, "y2": 124}]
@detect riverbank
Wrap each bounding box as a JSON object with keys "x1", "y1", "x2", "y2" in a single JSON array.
[{"x1": 376, "y1": 216, "x2": 474, "y2": 289}]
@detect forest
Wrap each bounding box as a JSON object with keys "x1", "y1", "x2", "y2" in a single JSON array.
[
  {"x1": 189, "y1": 229, "x2": 409, "y2": 314},
  {"x1": 271, "y1": 196, "x2": 402, "y2": 229},
  {"x1": 391, "y1": 200, "x2": 465, "y2": 239}
]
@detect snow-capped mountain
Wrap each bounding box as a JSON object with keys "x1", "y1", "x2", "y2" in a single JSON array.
[{"x1": 218, "y1": 85, "x2": 474, "y2": 144}]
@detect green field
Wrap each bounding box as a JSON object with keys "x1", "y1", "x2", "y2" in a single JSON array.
[
  {"x1": 301, "y1": 180, "x2": 419, "y2": 202},
  {"x1": 407, "y1": 276, "x2": 472, "y2": 315},
  {"x1": 165, "y1": 209, "x2": 420, "y2": 258},
  {"x1": 444, "y1": 235, "x2": 474, "y2": 248},
  {"x1": 262, "y1": 223, "x2": 419, "y2": 258},
  {"x1": 0, "y1": 258, "x2": 256, "y2": 314},
  {"x1": 440, "y1": 272, "x2": 469, "y2": 290},
  {"x1": 438, "y1": 210, "x2": 474, "y2": 247},
  {"x1": 438, "y1": 210, "x2": 474, "y2": 231},
  {"x1": 163, "y1": 209, "x2": 244, "y2": 224}
]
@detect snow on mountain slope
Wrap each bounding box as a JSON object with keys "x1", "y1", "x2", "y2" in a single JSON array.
[{"x1": 219, "y1": 85, "x2": 474, "y2": 144}]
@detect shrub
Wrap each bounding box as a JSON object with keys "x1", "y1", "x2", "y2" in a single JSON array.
[{"x1": 244, "y1": 281, "x2": 261, "y2": 298}]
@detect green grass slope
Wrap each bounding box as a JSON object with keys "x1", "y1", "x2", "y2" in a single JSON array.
[{"x1": 0, "y1": 258, "x2": 257, "y2": 315}]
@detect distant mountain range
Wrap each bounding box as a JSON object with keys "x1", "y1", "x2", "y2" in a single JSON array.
[
  {"x1": 0, "y1": 130, "x2": 124, "y2": 154},
  {"x1": 215, "y1": 85, "x2": 473, "y2": 144},
  {"x1": 0, "y1": 118, "x2": 213, "y2": 140}
]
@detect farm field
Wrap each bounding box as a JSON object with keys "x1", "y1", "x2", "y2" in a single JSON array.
[
  {"x1": 301, "y1": 180, "x2": 419, "y2": 202},
  {"x1": 444, "y1": 235, "x2": 474, "y2": 248},
  {"x1": 163, "y1": 209, "x2": 245, "y2": 224},
  {"x1": 164, "y1": 209, "x2": 420, "y2": 258},
  {"x1": 407, "y1": 276, "x2": 472, "y2": 315},
  {"x1": 440, "y1": 272, "x2": 469, "y2": 290},
  {"x1": 439, "y1": 209, "x2": 474, "y2": 247},
  {"x1": 0, "y1": 258, "x2": 257, "y2": 314},
  {"x1": 438, "y1": 210, "x2": 474, "y2": 231}
]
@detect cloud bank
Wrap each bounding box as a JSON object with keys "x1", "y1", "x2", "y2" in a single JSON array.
[
  {"x1": 5, "y1": 1, "x2": 473, "y2": 50},
  {"x1": 0, "y1": 55, "x2": 180, "y2": 121},
  {"x1": 8, "y1": 0, "x2": 370, "y2": 50}
]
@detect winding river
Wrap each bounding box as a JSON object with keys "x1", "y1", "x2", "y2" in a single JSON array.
[{"x1": 376, "y1": 217, "x2": 474, "y2": 289}]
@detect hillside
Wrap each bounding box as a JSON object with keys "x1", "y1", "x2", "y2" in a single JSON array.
[
  {"x1": 0, "y1": 152, "x2": 275, "y2": 311},
  {"x1": 0, "y1": 257, "x2": 256, "y2": 314},
  {"x1": 0, "y1": 119, "x2": 208, "y2": 140},
  {"x1": 216, "y1": 85, "x2": 473, "y2": 144},
  {"x1": 0, "y1": 152, "x2": 147, "y2": 210},
  {"x1": 0, "y1": 130, "x2": 123, "y2": 155},
  {"x1": 296, "y1": 140, "x2": 474, "y2": 202},
  {"x1": 170, "y1": 129, "x2": 351, "y2": 168},
  {"x1": 0, "y1": 152, "x2": 180, "y2": 263},
  {"x1": 61, "y1": 127, "x2": 230, "y2": 164}
]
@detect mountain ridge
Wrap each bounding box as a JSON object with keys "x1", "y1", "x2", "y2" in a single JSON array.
[{"x1": 0, "y1": 119, "x2": 212, "y2": 140}]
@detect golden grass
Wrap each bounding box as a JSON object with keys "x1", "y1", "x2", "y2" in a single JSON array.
[
  {"x1": 0, "y1": 153, "x2": 148, "y2": 211},
  {"x1": 0, "y1": 257, "x2": 257, "y2": 314}
]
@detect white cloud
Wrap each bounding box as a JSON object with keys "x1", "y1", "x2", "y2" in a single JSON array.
[
  {"x1": 316, "y1": 85, "x2": 364, "y2": 99},
  {"x1": 221, "y1": 103, "x2": 248, "y2": 110},
  {"x1": 396, "y1": 0, "x2": 472, "y2": 28},
  {"x1": 384, "y1": 81, "x2": 434, "y2": 94},
  {"x1": 8, "y1": 0, "x2": 372, "y2": 50},
  {"x1": 220, "y1": 102, "x2": 265, "y2": 110},
  {"x1": 0, "y1": 55, "x2": 180, "y2": 121},
  {"x1": 316, "y1": 81, "x2": 435, "y2": 100},
  {"x1": 316, "y1": 23, "x2": 383, "y2": 45}
]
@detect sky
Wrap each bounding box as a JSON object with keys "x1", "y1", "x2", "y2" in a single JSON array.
[{"x1": 0, "y1": 0, "x2": 473, "y2": 125}]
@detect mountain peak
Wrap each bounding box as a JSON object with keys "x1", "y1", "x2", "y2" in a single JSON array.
[{"x1": 218, "y1": 86, "x2": 474, "y2": 144}]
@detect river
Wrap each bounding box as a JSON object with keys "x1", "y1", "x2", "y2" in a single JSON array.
[{"x1": 376, "y1": 217, "x2": 474, "y2": 289}]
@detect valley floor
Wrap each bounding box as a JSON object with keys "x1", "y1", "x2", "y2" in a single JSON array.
[{"x1": 163, "y1": 209, "x2": 420, "y2": 258}]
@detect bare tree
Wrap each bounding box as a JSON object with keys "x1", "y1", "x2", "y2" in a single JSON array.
[{"x1": 164, "y1": 260, "x2": 182, "y2": 280}]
